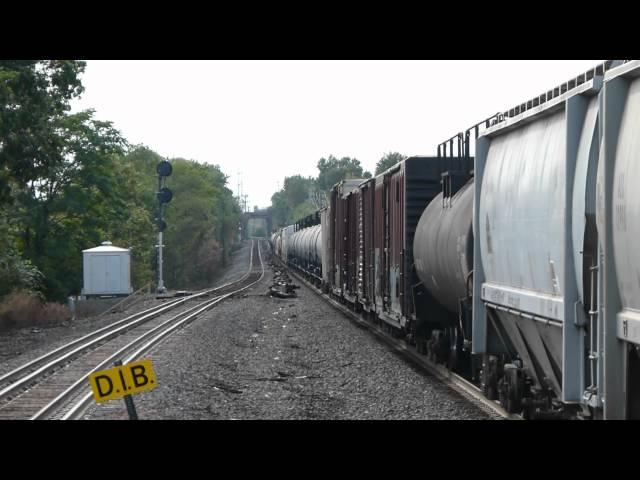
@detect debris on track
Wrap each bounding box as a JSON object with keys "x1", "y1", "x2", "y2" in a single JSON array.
[{"x1": 268, "y1": 267, "x2": 299, "y2": 299}]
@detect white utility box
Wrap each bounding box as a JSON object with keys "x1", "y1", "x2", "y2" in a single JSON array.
[{"x1": 81, "y1": 241, "x2": 133, "y2": 297}]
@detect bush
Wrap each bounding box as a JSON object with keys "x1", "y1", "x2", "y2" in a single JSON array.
[
  {"x1": 40, "y1": 302, "x2": 72, "y2": 324},
  {"x1": 0, "y1": 251, "x2": 44, "y2": 298},
  {"x1": 0, "y1": 291, "x2": 71, "y2": 331}
]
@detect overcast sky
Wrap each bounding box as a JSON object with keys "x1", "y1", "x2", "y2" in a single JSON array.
[{"x1": 71, "y1": 60, "x2": 602, "y2": 208}]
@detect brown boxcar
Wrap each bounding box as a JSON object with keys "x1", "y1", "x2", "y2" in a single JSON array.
[
  {"x1": 371, "y1": 156, "x2": 473, "y2": 332},
  {"x1": 343, "y1": 187, "x2": 360, "y2": 303},
  {"x1": 328, "y1": 179, "x2": 363, "y2": 298},
  {"x1": 357, "y1": 178, "x2": 376, "y2": 312}
]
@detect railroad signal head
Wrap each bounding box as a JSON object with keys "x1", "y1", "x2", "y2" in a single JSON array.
[
  {"x1": 157, "y1": 187, "x2": 173, "y2": 204},
  {"x1": 157, "y1": 160, "x2": 172, "y2": 177}
]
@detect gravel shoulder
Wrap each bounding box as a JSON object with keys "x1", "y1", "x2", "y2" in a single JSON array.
[
  {"x1": 0, "y1": 242, "x2": 253, "y2": 377},
  {"x1": 85, "y1": 243, "x2": 499, "y2": 420}
]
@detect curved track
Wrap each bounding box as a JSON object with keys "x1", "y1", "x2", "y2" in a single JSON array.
[{"x1": 0, "y1": 240, "x2": 265, "y2": 420}]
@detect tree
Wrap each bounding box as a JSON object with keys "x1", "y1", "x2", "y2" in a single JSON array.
[
  {"x1": 309, "y1": 188, "x2": 328, "y2": 210},
  {"x1": 316, "y1": 155, "x2": 368, "y2": 191},
  {"x1": 0, "y1": 207, "x2": 43, "y2": 298},
  {"x1": 270, "y1": 189, "x2": 289, "y2": 228},
  {"x1": 375, "y1": 152, "x2": 406, "y2": 175},
  {"x1": 109, "y1": 146, "x2": 163, "y2": 289},
  {"x1": 0, "y1": 60, "x2": 86, "y2": 204},
  {"x1": 16, "y1": 111, "x2": 128, "y2": 300},
  {"x1": 290, "y1": 202, "x2": 316, "y2": 223},
  {"x1": 160, "y1": 158, "x2": 240, "y2": 289},
  {"x1": 0, "y1": 61, "x2": 149, "y2": 301},
  {"x1": 283, "y1": 175, "x2": 313, "y2": 208},
  {"x1": 0, "y1": 63, "x2": 244, "y2": 304},
  {"x1": 271, "y1": 156, "x2": 374, "y2": 227},
  {"x1": 269, "y1": 175, "x2": 317, "y2": 227}
]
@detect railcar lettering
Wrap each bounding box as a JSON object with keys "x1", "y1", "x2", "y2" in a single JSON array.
[
  {"x1": 506, "y1": 294, "x2": 520, "y2": 309},
  {"x1": 488, "y1": 289, "x2": 505, "y2": 304}
]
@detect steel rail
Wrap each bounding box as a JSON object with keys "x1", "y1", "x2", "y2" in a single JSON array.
[
  {"x1": 39, "y1": 240, "x2": 265, "y2": 420},
  {"x1": 32, "y1": 292, "x2": 236, "y2": 419},
  {"x1": 0, "y1": 241, "x2": 257, "y2": 405},
  {"x1": 280, "y1": 259, "x2": 520, "y2": 420}
]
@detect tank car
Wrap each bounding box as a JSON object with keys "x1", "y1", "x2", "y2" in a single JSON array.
[
  {"x1": 413, "y1": 174, "x2": 474, "y2": 372},
  {"x1": 280, "y1": 225, "x2": 295, "y2": 264},
  {"x1": 471, "y1": 60, "x2": 636, "y2": 418},
  {"x1": 596, "y1": 60, "x2": 640, "y2": 419},
  {"x1": 270, "y1": 230, "x2": 283, "y2": 258},
  {"x1": 285, "y1": 213, "x2": 323, "y2": 287},
  {"x1": 473, "y1": 81, "x2": 600, "y2": 417}
]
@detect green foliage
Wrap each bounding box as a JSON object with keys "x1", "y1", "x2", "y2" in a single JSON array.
[
  {"x1": 270, "y1": 189, "x2": 289, "y2": 228},
  {"x1": 0, "y1": 208, "x2": 43, "y2": 298},
  {"x1": 116, "y1": 148, "x2": 241, "y2": 290},
  {"x1": 316, "y1": 155, "x2": 370, "y2": 191},
  {"x1": 0, "y1": 60, "x2": 86, "y2": 204},
  {"x1": 270, "y1": 175, "x2": 317, "y2": 228},
  {"x1": 0, "y1": 60, "x2": 125, "y2": 300},
  {"x1": 375, "y1": 152, "x2": 406, "y2": 175},
  {"x1": 290, "y1": 201, "x2": 316, "y2": 223},
  {"x1": 14, "y1": 110, "x2": 128, "y2": 301},
  {"x1": 0, "y1": 253, "x2": 43, "y2": 297},
  {"x1": 0, "y1": 61, "x2": 242, "y2": 303},
  {"x1": 161, "y1": 158, "x2": 240, "y2": 289},
  {"x1": 271, "y1": 154, "x2": 374, "y2": 227},
  {"x1": 283, "y1": 175, "x2": 313, "y2": 208},
  {"x1": 107, "y1": 147, "x2": 158, "y2": 289}
]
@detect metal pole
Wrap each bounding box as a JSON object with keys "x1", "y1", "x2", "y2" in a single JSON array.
[
  {"x1": 68, "y1": 296, "x2": 76, "y2": 321},
  {"x1": 158, "y1": 230, "x2": 165, "y2": 292},
  {"x1": 157, "y1": 174, "x2": 166, "y2": 293},
  {"x1": 114, "y1": 360, "x2": 139, "y2": 420}
]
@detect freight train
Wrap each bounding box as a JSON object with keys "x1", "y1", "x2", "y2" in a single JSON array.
[{"x1": 270, "y1": 60, "x2": 640, "y2": 420}]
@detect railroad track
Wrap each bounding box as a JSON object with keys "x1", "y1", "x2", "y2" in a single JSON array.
[
  {"x1": 0, "y1": 240, "x2": 265, "y2": 420},
  {"x1": 278, "y1": 260, "x2": 520, "y2": 420}
]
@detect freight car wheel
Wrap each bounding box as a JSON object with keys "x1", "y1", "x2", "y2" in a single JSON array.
[
  {"x1": 499, "y1": 364, "x2": 523, "y2": 414},
  {"x1": 481, "y1": 355, "x2": 499, "y2": 401},
  {"x1": 446, "y1": 326, "x2": 461, "y2": 372}
]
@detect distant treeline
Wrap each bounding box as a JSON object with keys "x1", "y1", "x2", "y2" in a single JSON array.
[
  {"x1": 269, "y1": 152, "x2": 405, "y2": 228},
  {"x1": 0, "y1": 60, "x2": 241, "y2": 304}
]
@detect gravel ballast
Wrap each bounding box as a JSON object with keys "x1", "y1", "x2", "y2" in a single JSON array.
[
  {"x1": 0, "y1": 243, "x2": 253, "y2": 378},
  {"x1": 85, "y1": 242, "x2": 498, "y2": 420}
]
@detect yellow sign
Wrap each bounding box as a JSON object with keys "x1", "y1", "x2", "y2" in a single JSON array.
[{"x1": 88, "y1": 359, "x2": 157, "y2": 403}]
